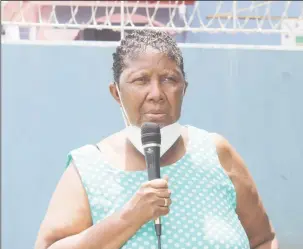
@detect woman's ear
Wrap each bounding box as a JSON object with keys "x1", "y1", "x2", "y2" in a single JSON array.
[
  {"x1": 183, "y1": 81, "x2": 188, "y2": 96},
  {"x1": 109, "y1": 82, "x2": 121, "y2": 105}
]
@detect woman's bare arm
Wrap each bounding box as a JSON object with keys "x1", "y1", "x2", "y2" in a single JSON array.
[
  {"x1": 211, "y1": 133, "x2": 279, "y2": 249},
  {"x1": 34, "y1": 163, "x2": 142, "y2": 249}
]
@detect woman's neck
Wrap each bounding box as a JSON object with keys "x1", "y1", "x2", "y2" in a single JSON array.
[{"x1": 125, "y1": 126, "x2": 188, "y2": 169}]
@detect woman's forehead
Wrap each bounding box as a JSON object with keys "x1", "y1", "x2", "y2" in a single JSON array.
[{"x1": 123, "y1": 49, "x2": 181, "y2": 73}]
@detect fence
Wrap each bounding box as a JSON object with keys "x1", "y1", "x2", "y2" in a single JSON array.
[{"x1": 2, "y1": 1, "x2": 303, "y2": 46}]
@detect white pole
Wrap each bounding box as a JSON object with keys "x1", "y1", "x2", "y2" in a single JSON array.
[
  {"x1": 120, "y1": 1, "x2": 125, "y2": 40},
  {"x1": 233, "y1": 1, "x2": 237, "y2": 30}
]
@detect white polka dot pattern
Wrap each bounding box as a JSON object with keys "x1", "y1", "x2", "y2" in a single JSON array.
[{"x1": 69, "y1": 126, "x2": 250, "y2": 249}]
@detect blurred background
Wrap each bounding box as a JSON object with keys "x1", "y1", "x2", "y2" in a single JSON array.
[{"x1": 2, "y1": 1, "x2": 303, "y2": 249}]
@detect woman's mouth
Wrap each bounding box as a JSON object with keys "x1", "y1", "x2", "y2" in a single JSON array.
[{"x1": 145, "y1": 113, "x2": 167, "y2": 120}]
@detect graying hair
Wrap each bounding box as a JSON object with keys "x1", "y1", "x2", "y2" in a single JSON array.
[{"x1": 112, "y1": 29, "x2": 186, "y2": 83}]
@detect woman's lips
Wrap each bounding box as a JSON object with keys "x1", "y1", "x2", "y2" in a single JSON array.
[{"x1": 145, "y1": 113, "x2": 167, "y2": 120}]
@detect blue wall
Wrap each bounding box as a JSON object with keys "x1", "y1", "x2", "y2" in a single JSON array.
[{"x1": 2, "y1": 44, "x2": 303, "y2": 249}]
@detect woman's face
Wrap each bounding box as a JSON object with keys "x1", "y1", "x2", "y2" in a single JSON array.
[{"x1": 110, "y1": 48, "x2": 187, "y2": 127}]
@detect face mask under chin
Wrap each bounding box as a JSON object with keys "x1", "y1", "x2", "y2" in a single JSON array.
[{"x1": 124, "y1": 121, "x2": 182, "y2": 157}]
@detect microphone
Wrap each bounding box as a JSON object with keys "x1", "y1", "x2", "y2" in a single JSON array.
[{"x1": 141, "y1": 122, "x2": 162, "y2": 246}]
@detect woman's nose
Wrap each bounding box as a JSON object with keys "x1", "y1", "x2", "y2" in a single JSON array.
[{"x1": 146, "y1": 80, "x2": 164, "y2": 103}]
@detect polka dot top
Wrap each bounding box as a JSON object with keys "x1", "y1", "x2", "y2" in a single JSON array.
[{"x1": 67, "y1": 126, "x2": 250, "y2": 249}]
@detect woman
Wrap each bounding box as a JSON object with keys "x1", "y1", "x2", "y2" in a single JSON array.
[{"x1": 35, "y1": 30, "x2": 279, "y2": 249}]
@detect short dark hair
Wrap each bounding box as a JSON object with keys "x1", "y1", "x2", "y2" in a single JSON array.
[{"x1": 112, "y1": 29, "x2": 186, "y2": 83}]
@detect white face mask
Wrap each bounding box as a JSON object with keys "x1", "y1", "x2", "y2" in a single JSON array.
[{"x1": 115, "y1": 83, "x2": 184, "y2": 157}]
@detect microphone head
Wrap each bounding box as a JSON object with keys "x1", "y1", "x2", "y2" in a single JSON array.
[{"x1": 141, "y1": 122, "x2": 161, "y2": 146}]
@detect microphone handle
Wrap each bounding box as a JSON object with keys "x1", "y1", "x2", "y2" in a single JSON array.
[
  {"x1": 143, "y1": 145, "x2": 162, "y2": 237},
  {"x1": 143, "y1": 145, "x2": 161, "y2": 181}
]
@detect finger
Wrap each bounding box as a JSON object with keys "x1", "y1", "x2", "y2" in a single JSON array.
[
  {"x1": 148, "y1": 179, "x2": 168, "y2": 189},
  {"x1": 163, "y1": 175, "x2": 169, "y2": 183},
  {"x1": 155, "y1": 189, "x2": 171, "y2": 198},
  {"x1": 142, "y1": 179, "x2": 167, "y2": 188},
  {"x1": 156, "y1": 197, "x2": 172, "y2": 207},
  {"x1": 156, "y1": 206, "x2": 170, "y2": 217}
]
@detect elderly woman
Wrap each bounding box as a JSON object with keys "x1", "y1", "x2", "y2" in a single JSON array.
[{"x1": 35, "y1": 30, "x2": 278, "y2": 249}]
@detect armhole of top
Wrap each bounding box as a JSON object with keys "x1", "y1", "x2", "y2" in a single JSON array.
[
  {"x1": 208, "y1": 133, "x2": 237, "y2": 211},
  {"x1": 64, "y1": 144, "x2": 103, "y2": 187},
  {"x1": 65, "y1": 144, "x2": 102, "y2": 169},
  {"x1": 64, "y1": 145, "x2": 103, "y2": 223},
  {"x1": 65, "y1": 154, "x2": 82, "y2": 178},
  {"x1": 65, "y1": 153, "x2": 73, "y2": 169},
  {"x1": 64, "y1": 152, "x2": 86, "y2": 186}
]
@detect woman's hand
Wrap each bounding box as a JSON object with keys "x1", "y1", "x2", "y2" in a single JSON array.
[{"x1": 121, "y1": 175, "x2": 172, "y2": 227}]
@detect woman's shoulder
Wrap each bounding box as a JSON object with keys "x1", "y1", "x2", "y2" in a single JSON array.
[
  {"x1": 209, "y1": 132, "x2": 238, "y2": 175},
  {"x1": 66, "y1": 130, "x2": 125, "y2": 167},
  {"x1": 210, "y1": 133, "x2": 231, "y2": 157},
  {"x1": 183, "y1": 126, "x2": 242, "y2": 177},
  {"x1": 96, "y1": 129, "x2": 126, "y2": 154},
  {"x1": 186, "y1": 126, "x2": 233, "y2": 169},
  {"x1": 209, "y1": 132, "x2": 256, "y2": 200},
  {"x1": 69, "y1": 130, "x2": 125, "y2": 154}
]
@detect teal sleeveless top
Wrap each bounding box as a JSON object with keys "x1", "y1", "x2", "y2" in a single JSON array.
[{"x1": 67, "y1": 126, "x2": 250, "y2": 249}]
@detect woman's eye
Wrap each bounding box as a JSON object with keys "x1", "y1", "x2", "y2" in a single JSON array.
[
  {"x1": 133, "y1": 77, "x2": 147, "y2": 84},
  {"x1": 163, "y1": 76, "x2": 177, "y2": 83}
]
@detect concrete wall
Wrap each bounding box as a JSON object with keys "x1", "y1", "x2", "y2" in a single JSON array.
[{"x1": 2, "y1": 44, "x2": 303, "y2": 249}]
